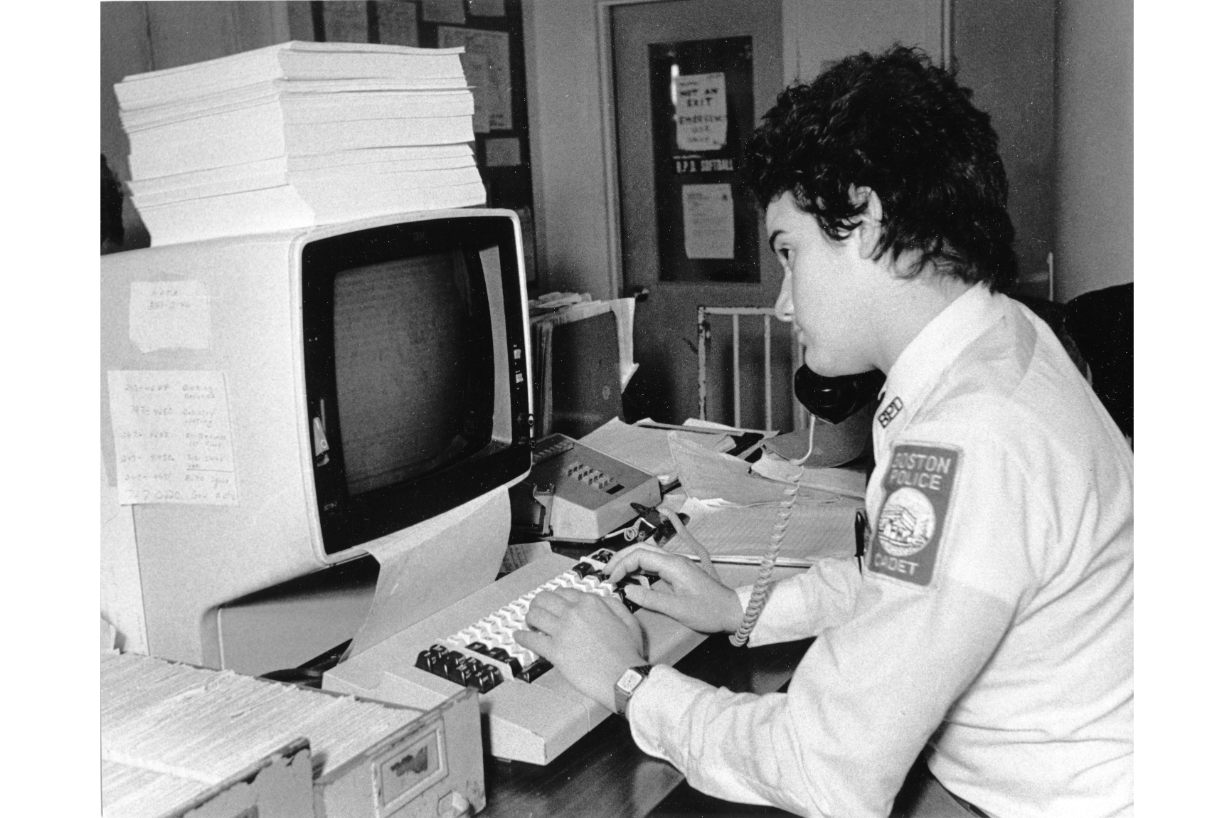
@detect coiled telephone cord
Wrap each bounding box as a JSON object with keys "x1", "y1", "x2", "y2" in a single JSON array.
[{"x1": 730, "y1": 415, "x2": 815, "y2": 647}]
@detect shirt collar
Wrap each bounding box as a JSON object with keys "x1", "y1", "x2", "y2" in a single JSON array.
[{"x1": 875, "y1": 284, "x2": 1006, "y2": 435}]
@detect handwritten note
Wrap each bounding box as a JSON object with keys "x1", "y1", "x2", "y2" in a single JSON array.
[
  {"x1": 107, "y1": 370, "x2": 238, "y2": 506},
  {"x1": 440, "y1": 27, "x2": 512, "y2": 132},
  {"x1": 682, "y1": 184, "x2": 735, "y2": 259},
  {"x1": 675, "y1": 73, "x2": 728, "y2": 151},
  {"x1": 129, "y1": 281, "x2": 210, "y2": 353}
]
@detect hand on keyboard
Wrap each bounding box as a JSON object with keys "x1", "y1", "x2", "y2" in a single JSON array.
[
  {"x1": 414, "y1": 549, "x2": 658, "y2": 703},
  {"x1": 605, "y1": 543, "x2": 745, "y2": 635},
  {"x1": 514, "y1": 588, "x2": 645, "y2": 712}
]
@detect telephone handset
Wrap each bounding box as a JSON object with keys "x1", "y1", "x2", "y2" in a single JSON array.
[{"x1": 792, "y1": 366, "x2": 885, "y2": 426}]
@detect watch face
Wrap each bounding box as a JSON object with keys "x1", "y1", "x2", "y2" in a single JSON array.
[{"x1": 617, "y1": 668, "x2": 643, "y2": 693}]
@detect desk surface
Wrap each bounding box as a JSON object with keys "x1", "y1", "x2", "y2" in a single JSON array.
[{"x1": 481, "y1": 633, "x2": 811, "y2": 818}]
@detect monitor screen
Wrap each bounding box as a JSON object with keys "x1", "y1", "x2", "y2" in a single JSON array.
[
  {"x1": 333, "y1": 252, "x2": 491, "y2": 495},
  {"x1": 303, "y1": 216, "x2": 530, "y2": 554}
]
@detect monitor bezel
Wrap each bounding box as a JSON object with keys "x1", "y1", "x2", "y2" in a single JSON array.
[{"x1": 301, "y1": 214, "x2": 532, "y2": 555}]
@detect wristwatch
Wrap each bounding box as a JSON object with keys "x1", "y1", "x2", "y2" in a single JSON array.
[{"x1": 614, "y1": 664, "x2": 655, "y2": 718}]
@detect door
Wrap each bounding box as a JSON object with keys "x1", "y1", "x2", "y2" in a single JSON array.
[{"x1": 610, "y1": 0, "x2": 785, "y2": 427}]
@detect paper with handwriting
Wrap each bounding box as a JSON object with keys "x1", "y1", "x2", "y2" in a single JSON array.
[
  {"x1": 129, "y1": 281, "x2": 210, "y2": 352},
  {"x1": 107, "y1": 370, "x2": 238, "y2": 505}
]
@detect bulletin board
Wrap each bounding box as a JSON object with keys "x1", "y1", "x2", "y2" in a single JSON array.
[{"x1": 648, "y1": 37, "x2": 760, "y2": 283}]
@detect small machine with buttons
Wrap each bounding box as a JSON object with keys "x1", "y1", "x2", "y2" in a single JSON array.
[{"x1": 512, "y1": 433, "x2": 662, "y2": 541}]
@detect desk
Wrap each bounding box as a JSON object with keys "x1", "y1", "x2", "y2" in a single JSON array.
[{"x1": 481, "y1": 633, "x2": 812, "y2": 818}]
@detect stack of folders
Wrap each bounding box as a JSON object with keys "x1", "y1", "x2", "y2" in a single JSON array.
[
  {"x1": 100, "y1": 650, "x2": 463, "y2": 818},
  {"x1": 115, "y1": 41, "x2": 486, "y2": 245}
]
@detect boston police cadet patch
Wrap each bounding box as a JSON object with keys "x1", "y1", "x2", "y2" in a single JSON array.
[{"x1": 868, "y1": 443, "x2": 960, "y2": 587}]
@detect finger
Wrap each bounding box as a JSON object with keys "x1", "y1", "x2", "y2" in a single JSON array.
[
  {"x1": 529, "y1": 588, "x2": 579, "y2": 617},
  {"x1": 524, "y1": 605, "x2": 562, "y2": 635},
  {"x1": 606, "y1": 543, "x2": 671, "y2": 581},
  {"x1": 610, "y1": 547, "x2": 696, "y2": 584},
  {"x1": 659, "y1": 507, "x2": 719, "y2": 580},
  {"x1": 513, "y1": 628, "x2": 555, "y2": 661},
  {"x1": 623, "y1": 584, "x2": 692, "y2": 621},
  {"x1": 599, "y1": 592, "x2": 643, "y2": 635}
]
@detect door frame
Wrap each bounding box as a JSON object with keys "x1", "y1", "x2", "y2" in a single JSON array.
[{"x1": 595, "y1": 0, "x2": 648, "y2": 301}]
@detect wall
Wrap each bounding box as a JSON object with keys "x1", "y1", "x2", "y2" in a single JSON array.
[
  {"x1": 522, "y1": 0, "x2": 615, "y2": 298},
  {"x1": 101, "y1": 1, "x2": 156, "y2": 249},
  {"x1": 954, "y1": 0, "x2": 1057, "y2": 298},
  {"x1": 1054, "y1": 0, "x2": 1133, "y2": 300},
  {"x1": 782, "y1": 0, "x2": 943, "y2": 82}
]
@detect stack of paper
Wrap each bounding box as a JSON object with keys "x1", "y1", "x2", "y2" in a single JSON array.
[
  {"x1": 581, "y1": 417, "x2": 740, "y2": 484},
  {"x1": 101, "y1": 649, "x2": 420, "y2": 815},
  {"x1": 115, "y1": 41, "x2": 486, "y2": 245},
  {"x1": 663, "y1": 496, "x2": 859, "y2": 568}
]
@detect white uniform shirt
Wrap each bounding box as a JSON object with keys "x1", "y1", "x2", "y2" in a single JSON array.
[{"x1": 628, "y1": 285, "x2": 1133, "y2": 817}]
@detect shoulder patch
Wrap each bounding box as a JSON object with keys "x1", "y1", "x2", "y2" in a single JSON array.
[{"x1": 868, "y1": 443, "x2": 961, "y2": 588}]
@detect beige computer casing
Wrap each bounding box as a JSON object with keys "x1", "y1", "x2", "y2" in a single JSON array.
[{"x1": 100, "y1": 209, "x2": 532, "y2": 669}]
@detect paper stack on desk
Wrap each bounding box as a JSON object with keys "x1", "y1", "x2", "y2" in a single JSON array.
[
  {"x1": 101, "y1": 649, "x2": 485, "y2": 818},
  {"x1": 663, "y1": 496, "x2": 859, "y2": 568},
  {"x1": 102, "y1": 650, "x2": 410, "y2": 784},
  {"x1": 580, "y1": 416, "x2": 742, "y2": 485},
  {"x1": 114, "y1": 41, "x2": 485, "y2": 245}
]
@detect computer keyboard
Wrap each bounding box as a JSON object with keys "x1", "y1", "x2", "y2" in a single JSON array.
[
  {"x1": 412, "y1": 548, "x2": 648, "y2": 693},
  {"x1": 323, "y1": 548, "x2": 706, "y2": 765}
]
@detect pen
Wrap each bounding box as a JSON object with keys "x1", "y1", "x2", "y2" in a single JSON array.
[
  {"x1": 635, "y1": 422, "x2": 741, "y2": 435},
  {"x1": 854, "y1": 510, "x2": 867, "y2": 573}
]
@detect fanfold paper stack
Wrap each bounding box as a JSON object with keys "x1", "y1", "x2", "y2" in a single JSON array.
[
  {"x1": 116, "y1": 41, "x2": 486, "y2": 245},
  {"x1": 100, "y1": 650, "x2": 447, "y2": 818}
]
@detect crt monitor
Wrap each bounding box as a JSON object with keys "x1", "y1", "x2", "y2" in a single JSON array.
[{"x1": 100, "y1": 209, "x2": 533, "y2": 667}]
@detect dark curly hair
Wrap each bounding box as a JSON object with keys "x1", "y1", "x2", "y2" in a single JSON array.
[{"x1": 745, "y1": 45, "x2": 1017, "y2": 291}]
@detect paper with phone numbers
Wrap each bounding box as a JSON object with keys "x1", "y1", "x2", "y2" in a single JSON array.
[{"x1": 107, "y1": 370, "x2": 238, "y2": 506}]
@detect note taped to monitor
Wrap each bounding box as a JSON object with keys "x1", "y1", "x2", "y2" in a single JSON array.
[
  {"x1": 129, "y1": 281, "x2": 210, "y2": 353},
  {"x1": 107, "y1": 370, "x2": 238, "y2": 506}
]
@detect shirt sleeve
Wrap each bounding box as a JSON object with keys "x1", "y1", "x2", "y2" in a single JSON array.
[
  {"x1": 628, "y1": 424, "x2": 1039, "y2": 817},
  {"x1": 733, "y1": 556, "x2": 862, "y2": 645},
  {"x1": 629, "y1": 580, "x2": 1015, "y2": 816}
]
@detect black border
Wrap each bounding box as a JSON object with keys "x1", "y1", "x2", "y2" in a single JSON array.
[{"x1": 301, "y1": 215, "x2": 532, "y2": 554}]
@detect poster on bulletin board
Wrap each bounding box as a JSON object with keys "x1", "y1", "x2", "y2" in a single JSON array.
[{"x1": 649, "y1": 37, "x2": 759, "y2": 283}]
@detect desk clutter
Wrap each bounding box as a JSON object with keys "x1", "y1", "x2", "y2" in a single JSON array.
[
  {"x1": 559, "y1": 418, "x2": 864, "y2": 564},
  {"x1": 102, "y1": 650, "x2": 484, "y2": 818},
  {"x1": 527, "y1": 293, "x2": 640, "y2": 439},
  {"x1": 115, "y1": 41, "x2": 485, "y2": 245}
]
